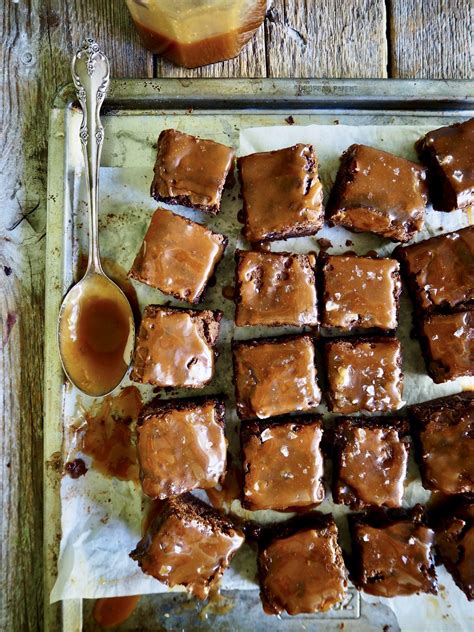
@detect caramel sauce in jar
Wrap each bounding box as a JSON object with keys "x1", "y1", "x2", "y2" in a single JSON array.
[{"x1": 125, "y1": 0, "x2": 267, "y2": 68}]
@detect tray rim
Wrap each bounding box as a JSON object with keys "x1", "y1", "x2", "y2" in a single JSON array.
[{"x1": 43, "y1": 77, "x2": 474, "y2": 632}]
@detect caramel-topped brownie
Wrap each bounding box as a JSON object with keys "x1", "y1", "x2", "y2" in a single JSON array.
[
  {"x1": 349, "y1": 505, "x2": 438, "y2": 597},
  {"x1": 130, "y1": 495, "x2": 244, "y2": 600},
  {"x1": 416, "y1": 118, "x2": 474, "y2": 211},
  {"x1": 129, "y1": 208, "x2": 227, "y2": 303},
  {"x1": 137, "y1": 397, "x2": 227, "y2": 499},
  {"x1": 407, "y1": 392, "x2": 474, "y2": 495},
  {"x1": 326, "y1": 144, "x2": 428, "y2": 242},
  {"x1": 324, "y1": 337, "x2": 404, "y2": 414},
  {"x1": 394, "y1": 226, "x2": 474, "y2": 315},
  {"x1": 234, "y1": 250, "x2": 318, "y2": 327},
  {"x1": 237, "y1": 144, "x2": 324, "y2": 243},
  {"x1": 258, "y1": 514, "x2": 348, "y2": 615},
  {"x1": 131, "y1": 305, "x2": 222, "y2": 388},
  {"x1": 241, "y1": 416, "x2": 324, "y2": 511},
  {"x1": 233, "y1": 335, "x2": 321, "y2": 419},
  {"x1": 433, "y1": 499, "x2": 474, "y2": 600},
  {"x1": 151, "y1": 129, "x2": 235, "y2": 215},
  {"x1": 418, "y1": 310, "x2": 473, "y2": 383},
  {"x1": 332, "y1": 417, "x2": 410, "y2": 509},
  {"x1": 320, "y1": 253, "x2": 401, "y2": 332}
]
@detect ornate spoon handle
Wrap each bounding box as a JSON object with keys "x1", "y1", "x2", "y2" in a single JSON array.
[{"x1": 71, "y1": 38, "x2": 110, "y2": 274}]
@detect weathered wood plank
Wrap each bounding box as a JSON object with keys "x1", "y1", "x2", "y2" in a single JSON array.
[
  {"x1": 155, "y1": 21, "x2": 267, "y2": 78},
  {"x1": 0, "y1": 2, "x2": 151, "y2": 630},
  {"x1": 265, "y1": 0, "x2": 388, "y2": 78},
  {"x1": 389, "y1": 0, "x2": 472, "y2": 78}
]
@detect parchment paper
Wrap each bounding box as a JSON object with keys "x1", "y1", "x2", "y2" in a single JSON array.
[{"x1": 51, "y1": 122, "x2": 473, "y2": 630}]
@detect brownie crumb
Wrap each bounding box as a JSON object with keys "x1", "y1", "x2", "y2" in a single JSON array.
[
  {"x1": 65, "y1": 458, "x2": 88, "y2": 479},
  {"x1": 4, "y1": 266, "x2": 12, "y2": 276},
  {"x1": 345, "y1": 240, "x2": 353, "y2": 247},
  {"x1": 285, "y1": 115, "x2": 295, "y2": 125},
  {"x1": 317, "y1": 238, "x2": 332, "y2": 251}
]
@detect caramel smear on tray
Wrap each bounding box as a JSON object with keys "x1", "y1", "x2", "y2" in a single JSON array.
[
  {"x1": 93, "y1": 595, "x2": 141, "y2": 629},
  {"x1": 206, "y1": 462, "x2": 242, "y2": 510},
  {"x1": 79, "y1": 386, "x2": 142, "y2": 481}
]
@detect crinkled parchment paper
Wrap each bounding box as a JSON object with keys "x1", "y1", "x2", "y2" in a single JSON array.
[{"x1": 51, "y1": 122, "x2": 473, "y2": 631}]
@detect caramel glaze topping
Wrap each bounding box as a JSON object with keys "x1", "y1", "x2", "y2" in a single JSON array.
[
  {"x1": 138, "y1": 401, "x2": 227, "y2": 499},
  {"x1": 418, "y1": 118, "x2": 474, "y2": 209},
  {"x1": 129, "y1": 208, "x2": 227, "y2": 303},
  {"x1": 322, "y1": 255, "x2": 400, "y2": 330},
  {"x1": 415, "y1": 398, "x2": 474, "y2": 494},
  {"x1": 395, "y1": 226, "x2": 474, "y2": 312},
  {"x1": 334, "y1": 419, "x2": 409, "y2": 509},
  {"x1": 421, "y1": 310, "x2": 473, "y2": 382},
  {"x1": 131, "y1": 500, "x2": 244, "y2": 600},
  {"x1": 331, "y1": 144, "x2": 427, "y2": 240},
  {"x1": 151, "y1": 129, "x2": 235, "y2": 209},
  {"x1": 234, "y1": 336, "x2": 321, "y2": 419},
  {"x1": 260, "y1": 523, "x2": 348, "y2": 615},
  {"x1": 235, "y1": 250, "x2": 318, "y2": 327},
  {"x1": 242, "y1": 420, "x2": 324, "y2": 511},
  {"x1": 354, "y1": 520, "x2": 436, "y2": 597},
  {"x1": 238, "y1": 144, "x2": 324, "y2": 243},
  {"x1": 131, "y1": 307, "x2": 219, "y2": 388},
  {"x1": 326, "y1": 338, "x2": 403, "y2": 414}
]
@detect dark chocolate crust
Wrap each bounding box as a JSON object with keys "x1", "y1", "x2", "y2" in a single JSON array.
[
  {"x1": 131, "y1": 305, "x2": 222, "y2": 388},
  {"x1": 139, "y1": 395, "x2": 226, "y2": 427},
  {"x1": 348, "y1": 505, "x2": 438, "y2": 596},
  {"x1": 319, "y1": 252, "x2": 401, "y2": 333},
  {"x1": 326, "y1": 144, "x2": 426, "y2": 243},
  {"x1": 332, "y1": 416, "x2": 410, "y2": 509}
]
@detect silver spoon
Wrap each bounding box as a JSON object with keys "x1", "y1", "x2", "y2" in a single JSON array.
[{"x1": 58, "y1": 39, "x2": 135, "y2": 397}]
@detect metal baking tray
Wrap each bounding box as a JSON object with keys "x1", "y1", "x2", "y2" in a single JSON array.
[{"x1": 44, "y1": 78, "x2": 474, "y2": 632}]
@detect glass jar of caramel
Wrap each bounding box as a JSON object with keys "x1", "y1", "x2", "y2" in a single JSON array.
[{"x1": 125, "y1": 0, "x2": 267, "y2": 68}]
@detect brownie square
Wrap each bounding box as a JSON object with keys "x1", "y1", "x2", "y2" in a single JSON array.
[
  {"x1": 130, "y1": 494, "x2": 244, "y2": 600},
  {"x1": 320, "y1": 253, "x2": 401, "y2": 331},
  {"x1": 332, "y1": 417, "x2": 410, "y2": 509},
  {"x1": 234, "y1": 250, "x2": 318, "y2": 327},
  {"x1": 137, "y1": 396, "x2": 227, "y2": 499},
  {"x1": 433, "y1": 499, "x2": 474, "y2": 600},
  {"x1": 131, "y1": 305, "x2": 222, "y2": 388},
  {"x1": 418, "y1": 310, "x2": 473, "y2": 383},
  {"x1": 241, "y1": 416, "x2": 324, "y2": 511},
  {"x1": 258, "y1": 514, "x2": 348, "y2": 615},
  {"x1": 233, "y1": 335, "x2": 321, "y2": 419},
  {"x1": 129, "y1": 208, "x2": 228, "y2": 303},
  {"x1": 237, "y1": 144, "x2": 324, "y2": 243},
  {"x1": 326, "y1": 144, "x2": 428, "y2": 243},
  {"x1": 407, "y1": 392, "x2": 474, "y2": 495},
  {"x1": 416, "y1": 118, "x2": 474, "y2": 211},
  {"x1": 324, "y1": 337, "x2": 404, "y2": 414},
  {"x1": 151, "y1": 129, "x2": 235, "y2": 215},
  {"x1": 349, "y1": 505, "x2": 438, "y2": 597},
  {"x1": 394, "y1": 226, "x2": 474, "y2": 314}
]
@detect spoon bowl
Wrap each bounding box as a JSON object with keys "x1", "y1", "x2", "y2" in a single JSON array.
[{"x1": 58, "y1": 39, "x2": 135, "y2": 396}]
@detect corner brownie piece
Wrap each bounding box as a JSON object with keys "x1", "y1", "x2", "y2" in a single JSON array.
[
  {"x1": 349, "y1": 505, "x2": 438, "y2": 597},
  {"x1": 332, "y1": 417, "x2": 410, "y2": 509},
  {"x1": 407, "y1": 392, "x2": 474, "y2": 495},
  {"x1": 418, "y1": 310, "x2": 473, "y2": 383},
  {"x1": 324, "y1": 337, "x2": 404, "y2": 414},
  {"x1": 416, "y1": 118, "x2": 474, "y2": 211},
  {"x1": 237, "y1": 144, "x2": 324, "y2": 243},
  {"x1": 241, "y1": 416, "x2": 324, "y2": 511},
  {"x1": 129, "y1": 208, "x2": 227, "y2": 303},
  {"x1": 394, "y1": 226, "x2": 474, "y2": 314},
  {"x1": 137, "y1": 397, "x2": 227, "y2": 499},
  {"x1": 234, "y1": 250, "x2": 318, "y2": 327},
  {"x1": 320, "y1": 253, "x2": 401, "y2": 332},
  {"x1": 131, "y1": 305, "x2": 222, "y2": 388},
  {"x1": 258, "y1": 514, "x2": 348, "y2": 615},
  {"x1": 433, "y1": 499, "x2": 474, "y2": 600},
  {"x1": 130, "y1": 494, "x2": 244, "y2": 600},
  {"x1": 151, "y1": 129, "x2": 235, "y2": 215},
  {"x1": 326, "y1": 144, "x2": 428, "y2": 243},
  {"x1": 233, "y1": 335, "x2": 321, "y2": 419}
]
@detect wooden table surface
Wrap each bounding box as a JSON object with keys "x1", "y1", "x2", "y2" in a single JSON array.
[{"x1": 0, "y1": 1, "x2": 471, "y2": 630}]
